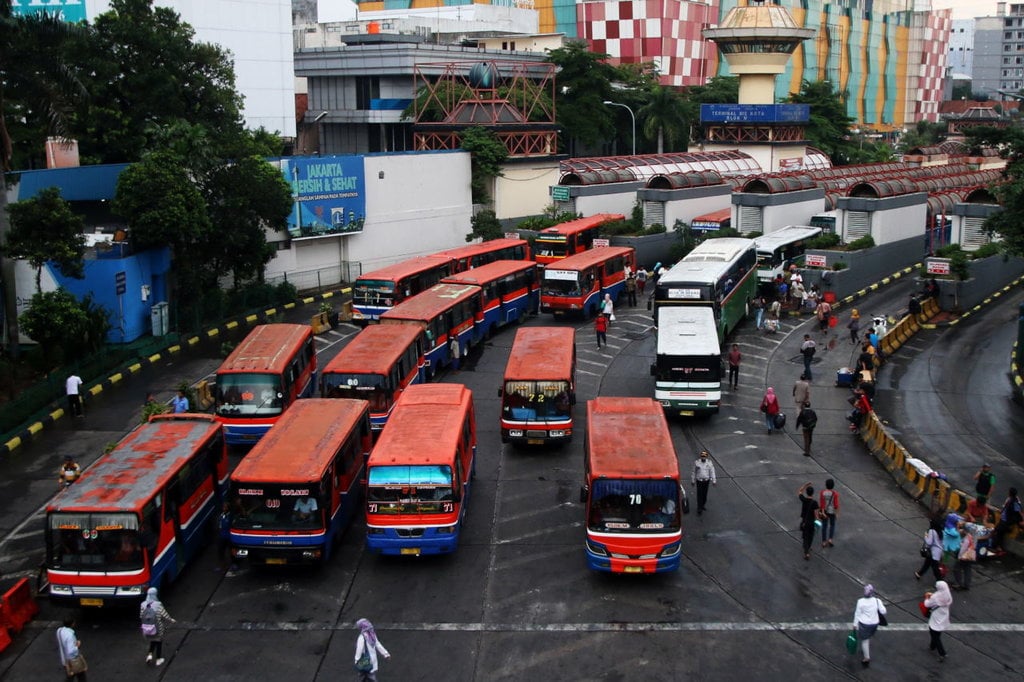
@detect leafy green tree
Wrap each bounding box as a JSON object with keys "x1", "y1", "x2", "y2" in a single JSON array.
[
  {"x1": 19, "y1": 289, "x2": 110, "y2": 365},
  {"x1": 4, "y1": 187, "x2": 86, "y2": 292},
  {"x1": 639, "y1": 85, "x2": 688, "y2": 153},
  {"x1": 467, "y1": 209, "x2": 504, "y2": 242},
  {"x1": 402, "y1": 80, "x2": 476, "y2": 123},
  {"x1": 0, "y1": 0, "x2": 88, "y2": 355},
  {"x1": 964, "y1": 125, "x2": 1024, "y2": 257},
  {"x1": 678, "y1": 76, "x2": 738, "y2": 145},
  {"x1": 785, "y1": 80, "x2": 856, "y2": 164},
  {"x1": 900, "y1": 120, "x2": 946, "y2": 152},
  {"x1": 459, "y1": 126, "x2": 508, "y2": 204},
  {"x1": 547, "y1": 42, "x2": 620, "y2": 153}
]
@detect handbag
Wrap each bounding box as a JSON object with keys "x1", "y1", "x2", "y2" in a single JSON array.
[
  {"x1": 876, "y1": 600, "x2": 888, "y2": 627},
  {"x1": 918, "y1": 600, "x2": 932, "y2": 619},
  {"x1": 354, "y1": 636, "x2": 373, "y2": 673},
  {"x1": 141, "y1": 623, "x2": 158, "y2": 636},
  {"x1": 66, "y1": 654, "x2": 88, "y2": 675},
  {"x1": 845, "y1": 629, "x2": 858, "y2": 655}
]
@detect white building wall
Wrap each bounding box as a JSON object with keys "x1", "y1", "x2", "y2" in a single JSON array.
[
  {"x1": 494, "y1": 162, "x2": 560, "y2": 221},
  {"x1": 663, "y1": 194, "x2": 732, "y2": 228},
  {"x1": 574, "y1": 190, "x2": 642, "y2": 218},
  {"x1": 761, "y1": 199, "x2": 824, "y2": 234},
  {"x1": 873, "y1": 204, "x2": 928, "y2": 244},
  {"x1": 88, "y1": 0, "x2": 295, "y2": 138}
]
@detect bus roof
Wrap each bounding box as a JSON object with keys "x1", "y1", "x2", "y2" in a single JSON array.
[
  {"x1": 218, "y1": 324, "x2": 312, "y2": 374},
  {"x1": 504, "y1": 326, "x2": 575, "y2": 382},
  {"x1": 432, "y1": 238, "x2": 527, "y2": 261},
  {"x1": 441, "y1": 259, "x2": 536, "y2": 286},
  {"x1": 542, "y1": 246, "x2": 634, "y2": 273},
  {"x1": 321, "y1": 324, "x2": 423, "y2": 376},
  {"x1": 537, "y1": 213, "x2": 624, "y2": 236},
  {"x1": 48, "y1": 414, "x2": 222, "y2": 512},
  {"x1": 586, "y1": 398, "x2": 679, "y2": 478},
  {"x1": 660, "y1": 258, "x2": 735, "y2": 285},
  {"x1": 379, "y1": 282, "x2": 480, "y2": 323},
  {"x1": 369, "y1": 384, "x2": 473, "y2": 467},
  {"x1": 656, "y1": 307, "x2": 720, "y2": 357},
  {"x1": 355, "y1": 255, "x2": 453, "y2": 282},
  {"x1": 691, "y1": 208, "x2": 732, "y2": 223},
  {"x1": 682, "y1": 237, "x2": 754, "y2": 263},
  {"x1": 231, "y1": 400, "x2": 369, "y2": 483},
  {"x1": 753, "y1": 226, "x2": 822, "y2": 254}
]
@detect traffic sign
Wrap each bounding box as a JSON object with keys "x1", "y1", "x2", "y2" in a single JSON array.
[
  {"x1": 115, "y1": 271, "x2": 127, "y2": 295},
  {"x1": 551, "y1": 186, "x2": 570, "y2": 202},
  {"x1": 805, "y1": 254, "x2": 827, "y2": 268}
]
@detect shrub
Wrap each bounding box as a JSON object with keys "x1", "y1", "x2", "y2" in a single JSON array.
[
  {"x1": 845, "y1": 235, "x2": 875, "y2": 250},
  {"x1": 950, "y1": 250, "x2": 970, "y2": 280},
  {"x1": 934, "y1": 243, "x2": 962, "y2": 258},
  {"x1": 832, "y1": 261, "x2": 848, "y2": 271},
  {"x1": 807, "y1": 232, "x2": 840, "y2": 249},
  {"x1": 971, "y1": 242, "x2": 1001, "y2": 259}
]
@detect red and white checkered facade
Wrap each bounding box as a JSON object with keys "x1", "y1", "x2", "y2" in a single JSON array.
[
  {"x1": 910, "y1": 9, "x2": 951, "y2": 123},
  {"x1": 578, "y1": 0, "x2": 720, "y2": 87}
]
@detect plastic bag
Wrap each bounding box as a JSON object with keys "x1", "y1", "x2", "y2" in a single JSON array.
[{"x1": 846, "y1": 629, "x2": 858, "y2": 655}]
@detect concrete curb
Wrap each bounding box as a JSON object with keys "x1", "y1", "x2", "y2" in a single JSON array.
[{"x1": 0, "y1": 288, "x2": 350, "y2": 457}]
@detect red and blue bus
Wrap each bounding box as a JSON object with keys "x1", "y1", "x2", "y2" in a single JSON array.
[
  {"x1": 499, "y1": 326, "x2": 576, "y2": 446},
  {"x1": 581, "y1": 398, "x2": 684, "y2": 573},
  {"x1": 442, "y1": 259, "x2": 539, "y2": 338},
  {"x1": 215, "y1": 323, "x2": 317, "y2": 446},
  {"x1": 379, "y1": 282, "x2": 482, "y2": 379},
  {"x1": 45, "y1": 414, "x2": 228, "y2": 606},
  {"x1": 533, "y1": 214, "x2": 624, "y2": 266},
  {"x1": 320, "y1": 325, "x2": 425, "y2": 434},
  {"x1": 365, "y1": 383, "x2": 477, "y2": 556},
  {"x1": 432, "y1": 238, "x2": 531, "y2": 272},
  {"x1": 351, "y1": 255, "x2": 454, "y2": 323},
  {"x1": 540, "y1": 246, "x2": 635, "y2": 318},
  {"x1": 228, "y1": 399, "x2": 372, "y2": 566}
]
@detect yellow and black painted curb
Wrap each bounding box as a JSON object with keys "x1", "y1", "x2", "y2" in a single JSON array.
[
  {"x1": 0, "y1": 287, "x2": 351, "y2": 457},
  {"x1": 920, "y1": 274, "x2": 1024, "y2": 330},
  {"x1": 785, "y1": 263, "x2": 921, "y2": 317}
]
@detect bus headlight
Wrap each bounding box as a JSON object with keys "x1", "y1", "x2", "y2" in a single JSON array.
[
  {"x1": 569, "y1": 304, "x2": 581, "y2": 310},
  {"x1": 234, "y1": 548, "x2": 249, "y2": 557},
  {"x1": 301, "y1": 550, "x2": 322, "y2": 560},
  {"x1": 435, "y1": 526, "x2": 455, "y2": 535},
  {"x1": 116, "y1": 585, "x2": 144, "y2": 596},
  {"x1": 367, "y1": 528, "x2": 384, "y2": 535},
  {"x1": 659, "y1": 400, "x2": 671, "y2": 407},
  {"x1": 586, "y1": 539, "x2": 608, "y2": 557},
  {"x1": 659, "y1": 542, "x2": 681, "y2": 558},
  {"x1": 50, "y1": 584, "x2": 72, "y2": 595},
  {"x1": 550, "y1": 429, "x2": 567, "y2": 437},
  {"x1": 509, "y1": 429, "x2": 524, "y2": 437}
]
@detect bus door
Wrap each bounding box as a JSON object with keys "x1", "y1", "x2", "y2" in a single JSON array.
[{"x1": 163, "y1": 483, "x2": 187, "y2": 580}]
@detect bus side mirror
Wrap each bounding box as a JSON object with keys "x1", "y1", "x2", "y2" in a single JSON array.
[
  {"x1": 570, "y1": 393, "x2": 577, "y2": 406},
  {"x1": 650, "y1": 363, "x2": 656, "y2": 377},
  {"x1": 497, "y1": 387, "x2": 503, "y2": 398},
  {"x1": 452, "y1": 490, "x2": 462, "y2": 503},
  {"x1": 646, "y1": 298, "x2": 652, "y2": 311},
  {"x1": 579, "y1": 486, "x2": 587, "y2": 504}
]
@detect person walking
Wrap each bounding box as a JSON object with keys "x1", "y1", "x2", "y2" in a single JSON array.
[
  {"x1": 66, "y1": 373, "x2": 84, "y2": 418},
  {"x1": 815, "y1": 299, "x2": 832, "y2": 334},
  {"x1": 624, "y1": 273, "x2": 637, "y2": 307},
  {"x1": 354, "y1": 618, "x2": 391, "y2": 681},
  {"x1": 991, "y1": 487, "x2": 1023, "y2": 554},
  {"x1": 797, "y1": 482, "x2": 821, "y2": 560},
  {"x1": 58, "y1": 455, "x2": 82, "y2": 489},
  {"x1": 941, "y1": 513, "x2": 961, "y2": 571},
  {"x1": 171, "y1": 389, "x2": 189, "y2": 413},
  {"x1": 449, "y1": 336, "x2": 461, "y2": 372},
  {"x1": 594, "y1": 313, "x2": 608, "y2": 349},
  {"x1": 792, "y1": 374, "x2": 811, "y2": 412},
  {"x1": 751, "y1": 295, "x2": 765, "y2": 330},
  {"x1": 952, "y1": 523, "x2": 976, "y2": 591},
  {"x1": 973, "y1": 463, "x2": 995, "y2": 504},
  {"x1": 726, "y1": 344, "x2": 741, "y2": 390},
  {"x1": 847, "y1": 309, "x2": 861, "y2": 345},
  {"x1": 760, "y1": 387, "x2": 780, "y2": 434},
  {"x1": 819, "y1": 478, "x2": 839, "y2": 546},
  {"x1": 916, "y1": 518, "x2": 943, "y2": 581},
  {"x1": 800, "y1": 335, "x2": 816, "y2": 381},
  {"x1": 601, "y1": 293, "x2": 614, "y2": 321},
  {"x1": 57, "y1": 616, "x2": 88, "y2": 681},
  {"x1": 216, "y1": 501, "x2": 236, "y2": 573},
  {"x1": 691, "y1": 450, "x2": 717, "y2": 516},
  {"x1": 795, "y1": 402, "x2": 817, "y2": 457},
  {"x1": 140, "y1": 587, "x2": 176, "y2": 666},
  {"x1": 923, "y1": 580, "x2": 953, "y2": 662},
  {"x1": 852, "y1": 584, "x2": 886, "y2": 668},
  {"x1": 636, "y1": 267, "x2": 648, "y2": 296}
]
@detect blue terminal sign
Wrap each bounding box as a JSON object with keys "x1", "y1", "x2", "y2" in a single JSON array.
[
  {"x1": 700, "y1": 104, "x2": 810, "y2": 124},
  {"x1": 10, "y1": 0, "x2": 87, "y2": 22},
  {"x1": 281, "y1": 156, "x2": 366, "y2": 239}
]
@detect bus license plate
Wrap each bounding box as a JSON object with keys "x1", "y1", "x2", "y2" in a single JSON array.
[
  {"x1": 679, "y1": 410, "x2": 694, "y2": 417},
  {"x1": 400, "y1": 548, "x2": 420, "y2": 556},
  {"x1": 623, "y1": 566, "x2": 643, "y2": 574},
  {"x1": 527, "y1": 439, "x2": 544, "y2": 445},
  {"x1": 265, "y1": 557, "x2": 286, "y2": 565},
  {"x1": 80, "y1": 598, "x2": 103, "y2": 607}
]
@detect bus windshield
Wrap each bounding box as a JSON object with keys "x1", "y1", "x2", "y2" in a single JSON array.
[
  {"x1": 48, "y1": 512, "x2": 144, "y2": 571},
  {"x1": 216, "y1": 374, "x2": 284, "y2": 416},
  {"x1": 542, "y1": 269, "x2": 587, "y2": 296},
  {"x1": 502, "y1": 380, "x2": 572, "y2": 420},
  {"x1": 535, "y1": 239, "x2": 568, "y2": 259},
  {"x1": 353, "y1": 280, "x2": 396, "y2": 306},
  {"x1": 232, "y1": 484, "x2": 325, "y2": 530},
  {"x1": 322, "y1": 373, "x2": 390, "y2": 411},
  {"x1": 588, "y1": 479, "x2": 680, "y2": 532},
  {"x1": 367, "y1": 465, "x2": 454, "y2": 514},
  {"x1": 653, "y1": 355, "x2": 721, "y2": 382}
]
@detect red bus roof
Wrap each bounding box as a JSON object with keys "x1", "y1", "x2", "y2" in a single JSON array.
[
  {"x1": 355, "y1": 255, "x2": 453, "y2": 282},
  {"x1": 231, "y1": 399, "x2": 369, "y2": 483},
  {"x1": 432, "y1": 238, "x2": 528, "y2": 262},
  {"x1": 537, "y1": 213, "x2": 625, "y2": 236},
  {"x1": 692, "y1": 207, "x2": 732, "y2": 223},
  {"x1": 441, "y1": 259, "x2": 536, "y2": 287},
  {"x1": 48, "y1": 414, "x2": 222, "y2": 512},
  {"x1": 504, "y1": 326, "x2": 575, "y2": 382},
  {"x1": 218, "y1": 323, "x2": 313, "y2": 374},
  {"x1": 369, "y1": 384, "x2": 473, "y2": 467},
  {"x1": 379, "y1": 282, "x2": 481, "y2": 323},
  {"x1": 543, "y1": 246, "x2": 634, "y2": 272},
  {"x1": 321, "y1": 324, "x2": 423, "y2": 376},
  {"x1": 586, "y1": 398, "x2": 679, "y2": 479}
]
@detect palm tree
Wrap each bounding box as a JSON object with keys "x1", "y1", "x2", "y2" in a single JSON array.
[
  {"x1": 0, "y1": 0, "x2": 86, "y2": 355},
  {"x1": 638, "y1": 85, "x2": 688, "y2": 154}
]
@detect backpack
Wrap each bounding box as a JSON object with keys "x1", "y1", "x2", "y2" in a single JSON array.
[
  {"x1": 800, "y1": 408, "x2": 817, "y2": 430},
  {"x1": 141, "y1": 604, "x2": 158, "y2": 636},
  {"x1": 803, "y1": 344, "x2": 816, "y2": 357},
  {"x1": 821, "y1": 489, "x2": 836, "y2": 514}
]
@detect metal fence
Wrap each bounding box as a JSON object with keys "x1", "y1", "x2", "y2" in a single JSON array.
[{"x1": 265, "y1": 262, "x2": 362, "y2": 294}]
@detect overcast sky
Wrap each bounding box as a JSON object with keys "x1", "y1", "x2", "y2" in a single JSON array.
[{"x1": 932, "y1": 0, "x2": 999, "y2": 19}]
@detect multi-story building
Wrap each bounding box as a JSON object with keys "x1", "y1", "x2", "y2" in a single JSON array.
[
  {"x1": 970, "y1": 3, "x2": 1024, "y2": 99},
  {"x1": 948, "y1": 19, "x2": 975, "y2": 79}
]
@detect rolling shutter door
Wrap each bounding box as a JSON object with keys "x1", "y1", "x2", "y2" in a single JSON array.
[
  {"x1": 961, "y1": 216, "x2": 989, "y2": 250},
  {"x1": 644, "y1": 200, "x2": 665, "y2": 228},
  {"x1": 845, "y1": 211, "x2": 870, "y2": 241},
  {"x1": 738, "y1": 206, "x2": 762, "y2": 233}
]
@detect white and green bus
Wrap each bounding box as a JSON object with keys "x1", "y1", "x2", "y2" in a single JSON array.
[
  {"x1": 651, "y1": 306, "x2": 722, "y2": 416},
  {"x1": 653, "y1": 237, "x2": 757, "y2": 341},
  {"x1": 753, "y1": 225, "x2": 822, "y2": 284}
]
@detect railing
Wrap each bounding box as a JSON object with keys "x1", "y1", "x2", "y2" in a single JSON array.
[{"x1": 265, "y1": 262, "x2": 361, "y2": 294}]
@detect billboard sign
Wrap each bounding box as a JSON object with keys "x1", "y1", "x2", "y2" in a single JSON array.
[
  {"x1": 11, "y1": 0, "x2": 87, "y2": 22},
  {"x1": 805, "y1": 254, "x2": 827, "y2": 268},
  {"x1": 700, "y1": 104, "x2": 810, "y2": 124},
  {"x1": 280, "y1": 156, "x2": 366, "y2": 239},
  {"x1": 926, "y1": 259, "x2": 951, "y2": 276}
]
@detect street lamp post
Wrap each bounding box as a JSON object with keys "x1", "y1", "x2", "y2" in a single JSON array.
[{"x1": 603, "y1": 100, "x2": 636, "y2": 156}]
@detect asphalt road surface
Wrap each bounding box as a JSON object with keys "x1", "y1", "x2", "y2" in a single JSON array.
[{"x1": 1, "y1": 285, "x2": 1022, "y2": 681}]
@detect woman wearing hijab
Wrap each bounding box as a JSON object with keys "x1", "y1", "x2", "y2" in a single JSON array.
[
  {"x1": 916, "y1": 518, "x2": 943, "y2": 581},
  {"x1": 852, "y1": 584, "x2": 886, "y2": 667},
  {"x1": 354, "y1": 618, "x2": 391, "y2": 681},
  {"x1": 760, "y1": 387, "x2": 780, "y2": 434},
  {"x1": 923, "y1": 580, "x2": 953, "y2": 661},
  {"x1": 139, "y1": 586, "x2": 176, "y2": 666},
  {"x1": 847, "y1": 309, "x2": 861, "y2": 345},
  {"x1": 601, "y1": 293, "x2": 614, "y2": 322}
]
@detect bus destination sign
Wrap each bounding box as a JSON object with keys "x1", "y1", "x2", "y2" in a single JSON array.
[{"x1": 700, "y1": 104, "x2": 810, "y2": 124}]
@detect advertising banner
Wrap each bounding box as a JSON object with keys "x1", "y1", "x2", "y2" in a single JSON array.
[
  {"x1": 280, "y1": 156, "x2": 366, "y2": 238},
  {"x1": 11, "y1": 0, "x2": 87, "y2": 22}
]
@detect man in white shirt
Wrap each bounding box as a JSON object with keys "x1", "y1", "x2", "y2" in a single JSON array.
[
  {"x1": 692, "y1": 450, "x2": 717, "y2": 516},
  {"x1": 65, "y1": 374, "x2": 84, "y2": 418},
  {"x1": 293, "y1": 496, "x2": 319, "y2": 522}
]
